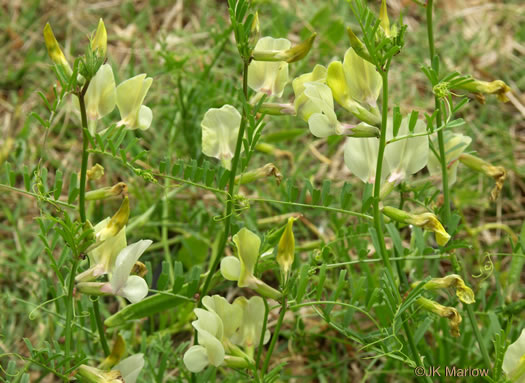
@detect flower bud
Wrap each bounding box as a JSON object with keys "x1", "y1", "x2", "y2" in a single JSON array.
[
  {"x1": 43, "y1": 23, "x2": 72, "y2": 78},
  {"x1": 258, "y1": 102, "x2": 296, "y2": 116},
  {"x1": 76, "y1": 281, "x2": 110, "y2": 296},
  {"x1": 459, "y1": 153, "x2": 506, "y2": 200},
  {"x1": 382, "y1": 206, "x2": 451, "y2": 246},
  {"x1": 280, "y1": 33, "x2": 316, "y2": 63},
  {"x1": 91, "y1": 19, "x2": 107, "y2": 58},
  {"x1": 453, "y1": 78, "x2": 511, "y2": 103},
  {"x1": 97, "y1": 197, "x2": 130, "y2": 241},
  {"x1": 342, "y1": 123, "x2": 380, "y2": 138},
  {"x1": 413, "y1": 274, "x2": 475, "y2": 304},
  {"x1": 99, "y1": 334, "x2": 126, "y2": 370},
  {"x1": 379, "y1": 0, "x2": 391, "y2": 38},
  {"x1": 86, "y1": 182, "x2": 128, "y2": 201},
  {"x1": 248, "y1": 12, "x2": 260, "y2": 49},
  {"x1": 417, "y1": 297, "x2": 462, "y2": 337},
  {"x1": 235, "y1": 163, "x2": 282, "y2": 185},
  {"x1": 346, "y1": 27, "x2": 372, "y2": 63},
  {"x1": 251, "y1": 34, "x2": 316, "y2": 64},
  {"x1": 277, "y1": 217, "x2": 296, "y2": 282}
]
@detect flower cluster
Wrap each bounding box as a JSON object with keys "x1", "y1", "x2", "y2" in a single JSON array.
[
  {"x1": 183, "y1": 295, "x2": 270, "y2": 373},
  {"x1": 200, "y1": 27, "x2": 315, "y2": 169},
  {"x1": 75, "y1": 197, "x2": 152, "y2": 304},
  {"x1": 44, "y1": 19, "x2": 153, "y2": 132}
]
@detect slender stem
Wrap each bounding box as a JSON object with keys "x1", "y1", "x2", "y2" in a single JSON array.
[
  {"x1": 64, "y1": 260, "x2": 78, "y2": 368},
  {"x1": 372, "y1": 71, "x2": 395, "y2": 281},
  {"x1": 426, "y1": 0, "x2": 491, "y2": 372},
  {"x1": 426, "y1": 0, "x2": 450, "y2": 225},
  {"x1": 200, "y1": 60, "x2": 249, "y2": 297},
  {"x1": 162, "y1": 177, "x2": 175, "y2": 284},
  {"x1": 262, "y1": 297, "x2": 287, "y2": 375},
  {"x1": 249, "y1": 198, "x2": 373, "y2": 220},
  {"x1": 78, "y1": 96, "x2": 90, "y2": 223},
  {"x1": 92, "y1": 298, "x2": 110, "y2": 356},
  {"x1": 465, "y1": 302, "x2": 492, "y2": 370},
  {"x1": 255, "y1": 298, "x2": 270, "y2": 373},
  {"x1": 64, "y1": 88, "x2": 91, "y2": 366},
  {"x1": 374, "y1": 71, "x2": 431, "y2": 381}
]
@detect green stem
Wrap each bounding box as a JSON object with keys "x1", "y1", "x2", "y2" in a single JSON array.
[
  {"x1": 262, "y1": 297, "x2": 287, "y2": 375},
  {"x1": 78, "y1": 97, "x2": 89, "y2": 224},
  {"x1": 465, "y1": 302, "x2": 492, "y2": 370},
  {"x1": 374, "y1": 71, "x2": 430, "y2": 381},
  {"x1": 426, "y1": 0, "x2": 450, "y2": 225},
  {"x1": 200, "y1": 60, "x2": 250, "y2": 297},
  {"x1": 162, "y1": 177, "x2": 175, "y2": 284},
  {"x1": 64, "y1": 88, "x2": 90, "y2": 366},
  {"x1": 92, "y1": 298, "x2": 110, "y2": 356},
  {"x1": 372, "y1": 71, "x2": 395, "y2": 281},
  {"x1": 426, "y1": 0, "x2": 491, "y2": 372}
]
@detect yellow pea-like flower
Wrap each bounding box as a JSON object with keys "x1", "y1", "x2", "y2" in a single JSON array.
[
  {"x1": 201, "y1": 104, "x2": 242, "y2": 170},
  {"x1": 326, "y1": 48, "x2": 382, "y2": 126},
  {"x1": 459, "y1": 153, "x2": 506, "y2": 201},
  {"x1": 417, "y1": 297, "x2": 462, "y2": 337},
  {"x1": 116, "y1": 74, "x2": 153, "y2": 130},
  {"x1": 382, "y1": 206, "x2": 451, "y2": 246},
  {"x1": 248, "y1": 37, "x2": 291, "y2": 97},
  {"x1": 413, "y1": 274, "x2": 476, "y2": 305},
  {"x1": 85, "y1": 64, "x2": 116, "y2": 121}
]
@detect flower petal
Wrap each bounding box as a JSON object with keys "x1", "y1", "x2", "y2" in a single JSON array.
[
  {"x1": 138, "y1": 105, "x2": 153, "y2": 130},
  {"x1": 119, "y1": 275, "x2": 148, "y2": 303},
  {"x1": 202, "y1": 295, "x2": 243, "y2": 340},
  {"x1": 248, "y1": 37, "x2": 291, "y2": 97},
  {"x1": 220, "y1": 256, "x2": 241, "y2": 281},
  {"x1": 344, "y1": 137, "x2": 385, "y2": 183},
  {"x1": 85, "y1": 64, "x2": 116, "y2": 120},
  {"x1": 503, "y1": 329, "x2": 525, "y2": 378},
  {"x1": 116, "y1": 74, "x2": 153, "y2": 129},
  {"x1": 232, "y1": 228, "x2": 261, "y2": 288},
  {"x1": 111, "y1": 240, "x2": 152, "y2": 293},
  {"x1": 342, "y1": 48, "x2": 381, "y2": 107},
  {"x1": 184, "y1": 345, "x2": 209, "y2": 373},
  {"x1": 113, "y1": 354, "x2": 145, "y2": 383},
  {"x1": 385, "y1": 118, "x2": 428, "y2": 182},
  {"x1": 201, "y1": 105, "x2": 242, "y2": 169},
  {"x1": 308, "y1": 113, "x2": 335, "y2": 138}
]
